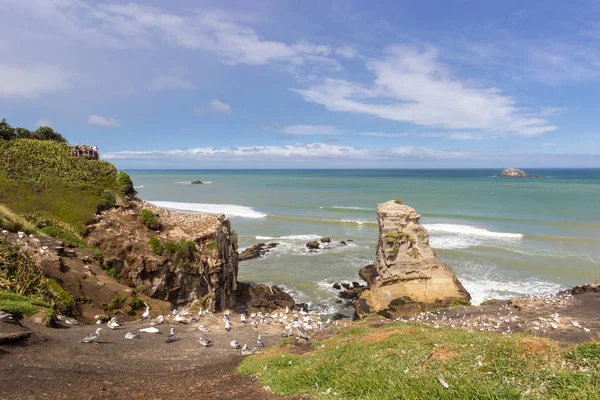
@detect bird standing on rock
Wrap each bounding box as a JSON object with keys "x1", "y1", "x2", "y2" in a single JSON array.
[
  {"x1": 240, "y1": 314, "x2": 247, "y2": 324},
  {"x1": 257, "y1": 334, "x2": 264, "y2": 347},
  {"x1": 225, "y1": 320, "x2": 232, "y2": 332},
  {"x1": 142, "y1": 305, "x2": 150, "y2": 319},
  {"x1": 81, "y1": 328, "x2": 102, "y2": 343}
]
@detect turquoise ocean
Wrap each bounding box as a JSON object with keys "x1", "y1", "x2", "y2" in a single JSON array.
[{"x1": 128, "y1": 169, "x2": 600, "y2": 317}]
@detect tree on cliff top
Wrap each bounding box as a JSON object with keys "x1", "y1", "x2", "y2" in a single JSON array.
[{"x1": 0, "y1": 118, "x2": 67, "y2": 143}]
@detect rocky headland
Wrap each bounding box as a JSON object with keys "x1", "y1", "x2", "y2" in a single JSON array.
[{"x1": 354, "y1": 200, "x2": 471, "y2": 318}]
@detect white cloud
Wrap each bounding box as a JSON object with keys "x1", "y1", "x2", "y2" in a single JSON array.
[
  {"x1": 210, "y1": 99, "x2": 231, "y2": 113},
  {"x1": 36, "y1": 119, "x2": 52, "y2": 128},
  {"x1": 358, "y1": 132, "x2": 410, "y2": 137},
  {"x1": 12, "y1": 2, "x2": 339, "y2": 70},
  {"x1": 272, "y1": 124, "x2": 346, "y2": 135},
  {"x1": 103, "y1": 142, "x2": 479, "y2": 161},
  {"x1": 87, "y1": 114, "x2": 121, "y2": 127},
  {"x1": 293, "y1": 45, "x2": 558, "y2": 137},
  {"x1": 150, "y1": 75, "x2": 196, "y2": 91},
  {"x1": 335, "y1": 46, "x2": 357, "y2": 59},
  {"x1": 0, "y1": 64, "x2": 69, "y2": 98}
]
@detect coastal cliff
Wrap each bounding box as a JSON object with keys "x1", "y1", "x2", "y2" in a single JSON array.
[
  {"x1": 86, "y1": 200, "x2": 239, "y2": 311},
  {"x1": 355, "y1": 200, "x2": 470, "y2": 318}
]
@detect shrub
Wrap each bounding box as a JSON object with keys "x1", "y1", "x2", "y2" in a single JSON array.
[
  {"x1": 205, "y1": 240, "x2": 219, "y2": 252},
  {"x1": 116, "y1": 171, "x2": 137, "y2": 197},
  {"x1": 99, "y1": 190, "x2": 117, "y2": 209},
  {"x1": 165, "y1": 239, "x2": 197, "y2": 272},
  {"x1": 148, "y1": 236, "x2": 163, "y2": 255},
  {"x1": 108, "y1": 295, "x2": 125, "y2": 310},
  {"x1": 140, "y1": 209, "x2": 161, "y2": 230},
  {"x1": 39, "y1": 225, "x2": 87, "y2": 248},
  {"x1": 107, "y1": 268, "x2": 119, "y2": 279}
]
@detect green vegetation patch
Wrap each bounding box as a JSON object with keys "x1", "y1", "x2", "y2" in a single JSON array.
[
  {"x1": 451, "y1": 299, "x2": 471, "y2": 307},
  {"x1": 148, "y1": 236, "x2": 163, "y2": 255},
  {"x1": 385, "y1": 231, "x2": 415, "y2": 244},
  {"x1": 239, "y1": 322, "x2": 600, "y2": 399},
  {"x1": 140, "y1": 209, "x2": 161, "y2": 230},
  {"x1": 0, "y1": 173, "x2": 105, "y2": 234},
  {"x1": 0, "y1": 204, "x2": 37, "y2": 234},
  {"x1": 116, "y1": 171, "x2": 137, "y2": 196},
  {"x1": 165, "y1": 239, "x2": 197, "y2": 272},
  {"x1": 0, "y1": 290, "x2": 51, "y2": 318}
]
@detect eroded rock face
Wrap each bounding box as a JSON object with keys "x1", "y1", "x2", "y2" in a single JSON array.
[
  {"x1": 86, "y1": 201, "x2": 238, "y2": 312},
  {"x1": 355, "y1": 200, "x2": 470, "y2": 318}
]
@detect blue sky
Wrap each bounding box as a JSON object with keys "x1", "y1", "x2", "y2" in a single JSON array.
[{"x1": 0, "y1": 0, "x2": 599, "y2": 168}]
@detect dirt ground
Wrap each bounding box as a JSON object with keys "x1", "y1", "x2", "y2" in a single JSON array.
[{"x1": 0, "y1": 315, "x2": 309, "y2": 400}]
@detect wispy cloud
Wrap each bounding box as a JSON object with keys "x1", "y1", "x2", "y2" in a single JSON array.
[
  {"x1": 293, "y1": 45, "x2": 558, "y2": 137},
  {"x1": 210, "y1": 99, "x2": 231, "y2": 113},
  {"x1": 12, "y1": 2, "x2": 343, "y2": 72},
  {"x1": 271, "y1": 123, "x2": 347, "y2": 135},
  {"x1": 103, "y1": 142, "x2": 480, "y2": 161},
  {"x1": 335, "y1": 46, "x2": 357, "y2": 59},
  {"x1": 0, "y1": 63, "x2": 69, "y2": 98},
  {"x1": 358, "y1": 132, "x2": 410, "y2": 138},
  {"x1": 150, "y1": 75, "x2": 196, "y2": 91},
  {"x1": 87, "y1": 114, "x2": 121, "y2": 127}
]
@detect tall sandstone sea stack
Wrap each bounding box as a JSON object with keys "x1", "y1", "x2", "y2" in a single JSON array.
[{"x1": 355, "y1": 200, "x2": 470, "y2": 318}]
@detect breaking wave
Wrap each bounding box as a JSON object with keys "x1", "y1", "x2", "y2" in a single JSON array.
[{"x1": 147, "y1": 201, "x2": 266, "y2": 218}]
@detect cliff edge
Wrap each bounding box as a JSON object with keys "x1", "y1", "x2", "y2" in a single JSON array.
[
  {"x1": 86, "y1": 200, "x2": 238, "y2": 312},
  {"x1": 355, "y1": 200, "x2": 470, "y2": 318}
]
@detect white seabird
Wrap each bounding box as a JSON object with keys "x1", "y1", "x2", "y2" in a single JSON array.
[
  {"x1": 230, "y1": 340, "x2": 241, "y2": 349},
  {"x1": 65, "y1": 317, "x2": 80, "y2": 325},
  {"x1": 150, "y1": 315, "x2": 165, "y2": 326},
  {"x1": 125, "y1": 332, "x2": 141, "y2": 339},
  {"x1": 81, "y1": 328, "x2": 102, "y2": 343},
  {"x1": 165, "y1": 327, "x2": 176, "y2": 343},
  {"x1": 240, "y1": 314, "x2": 247, "y2": 324},
  {"x1": 107, "y1": 320, "x2": 122, "y2": 330},
  {"x1": 199, "y1": 337, "x2": 212, "y2": 347},
  {"x1": 225, "y1": 320, "x2": 232, "y2": 332},
  {"x1": 139, "y1": 327, "x2": 161, "y2": 334},
  {"x1": 142, "y1": 305, "x2": 150, "y2": 319},
  {"x1": 198, "y1": 324, "x2": 210, "y2": 332},
  {"x1": 297, "y1": 326, "x2": 309, "y2": 341},
  {"x1": 241, "y1": 344, "x2": 257, "y2": 356},
  {"x1": 0, "y1": 310, "x2": 15, "y2": 322},
  {"x1": 257, "y1": 334, "x2": 264, "y2": 347}
]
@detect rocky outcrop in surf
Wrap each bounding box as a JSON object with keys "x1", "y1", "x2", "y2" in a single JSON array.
[
  {"x1": 238, "y1": 242, "x2": 278, "y2": 261},
  {"x1": 86, "y1": 200, "x2": 239, "y2": 312},
  {"x1": 355, "y1": 200, "x2": 471, "y2": 318}
]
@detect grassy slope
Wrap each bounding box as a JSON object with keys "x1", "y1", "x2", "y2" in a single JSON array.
[
  {"x1": 0, "y1": 139, "x2": 121, "y2": 233},
  {"x1": 239, "y1": 323, "x2": 600, "y2": 399}
]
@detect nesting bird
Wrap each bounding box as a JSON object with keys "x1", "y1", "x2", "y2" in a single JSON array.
[
  {"x1": 230, "y1": 340, "x2": 241, "y2": 349},
  {"x1": 0, "y1": 311, "x2": 15, "y2": 322},
  {"x1": 225, "y1": 320, "x2": 232, "y2": 332},
  {"x1": 198, "y1": 324, "x2": 210, "y2": 332},
  {"x1": 257, "y1": 334, "x2": 264, "y2": 347},
  {"x1": 125, "y1": 332, "x2": 141, "y2": 339},
  {"x1": 241, "y1": 344, "x2": 257, "y2": 356},
  {"x1": 199, "y1": 338, "x2": 212, "y2": 347},
  {"x1": 139, "y1": 327, "x2": 161, "y2": 334}
]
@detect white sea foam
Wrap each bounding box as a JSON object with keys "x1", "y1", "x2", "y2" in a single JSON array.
[
  {"x1": 175, "y1": 181, "x2": 212, "y2": 184},
  {"x1": 331, "y1": 206, "x2": 374, "y2": 211},
  {"x1": 340, "y1": 219, "x2": 373, "y2": 225},
  {"x1": 147, "y1": 201, "x2": 266, "y2": 218},
  {"x1": 461, "y1": 277, "x2": 564, "y2": 306},
  {"x1": 256, "y1": 234, "x2": 322, "y2": 241},
  {"x1": 424, "y1": 223, "x2": 523, "y2": 239},
  {"x1": 429, "y1": 236, "x2": 481, "y2": 250},
  {"x1": 133, "y1": 185, "x2": 144, "y2": 188}
]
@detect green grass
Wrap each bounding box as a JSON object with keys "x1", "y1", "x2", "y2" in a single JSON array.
[
  {"x1": 385, "y1": 231, "x2": 415, "y2": 244},
  {"x1": 451, "y1": 299, "x2": 471, "y2": 307},
  {"x1": 239, "y1": 323, "x2": 600, "y2": 399},
  {"x1": 481, "y1": 299, "x2": 501, "y2": 306},
  {"x1": 0, "y1": 204, "x2": 38, "y2": 234},
  {"x1": 0, "y1": 290, "x2": 51, "y2": 317}
]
